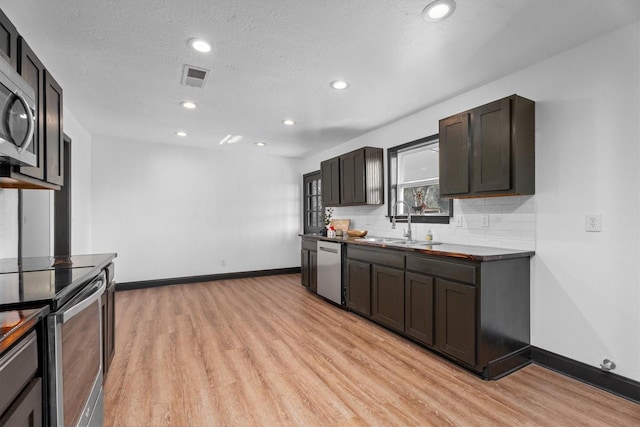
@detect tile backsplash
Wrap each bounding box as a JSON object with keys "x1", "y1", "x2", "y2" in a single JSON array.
[
  {"x1": 0, "y1": 189, "x2": 19, "y2": 258},
  {"x1": 330, "y1": 195, "x2": 535, "y2": 251}
]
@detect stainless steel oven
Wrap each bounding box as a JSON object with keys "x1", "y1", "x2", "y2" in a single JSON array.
[
  {"x1": 48, "y1": 271, "x2": 106, "y2": 427},
  {"x1": 0, "y1": 55, "x2": 36, "y2": 167}
]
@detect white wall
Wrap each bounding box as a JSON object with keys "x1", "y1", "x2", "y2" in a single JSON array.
[
  {"x1": 0, "y1": 108, "x2": 92, "y2": 258},
  {"x1": 64, "y1": 108, "x2": 93, "y2": 254},
  {"x1": 302, "y1": 21, "x2": 640, "y2": 381},
  {"x1": 90, "y1": 136, "x2": 301, "y2": 283}
]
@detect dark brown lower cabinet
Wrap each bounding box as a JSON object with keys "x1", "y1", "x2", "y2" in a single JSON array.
[
  {"x1": 0, "y1": 378, "x2": 42, "y2": 427},
  {"x1": 102, "y1": 282, "x2": 116, "y2": 375},
  {"x1": 404, "y1": 272, "x2": 434, "y2": 346},
  {"x1": 300, "y1": 238, "x2": 318, "y2": 293},
  {"x1": 102, "y1": 281, "x2": 116, "y2": 376},
  {"x1": 345, "y1": 243, "x2": 531, "y2": 379},
  {"x1": 0, "y1": 330, "x2": 42, "y2": 427},
  {"x1": 301, "y1": 249, "x2": 310, "y2": 289},
  {"x1": 345, "y1": 259, "x2": 371, "y2": 316},
  {"x1": 309, "y1": 250, "x2": 317, "y2": 293},
  {"x1": 371, "y1": 265, "x2": 404, "y2": 333},
  {"x1": 435, "y1": 279, "x2": 476, "y2": 366}
]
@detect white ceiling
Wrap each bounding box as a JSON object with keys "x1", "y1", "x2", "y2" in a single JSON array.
[{"x1": 2, "y1": 0, "x2": 638, "y2": 158}]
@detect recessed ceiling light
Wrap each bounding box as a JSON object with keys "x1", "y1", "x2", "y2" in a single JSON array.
[
  {"x1": 187, "y1": 38, "x2": 212, "y2": 53},
  {"x1": 181, "y1": 101, "x2": 197, "y2": 109},
  {"x1": 283, "y1": 119, "x2": 296, "y2": 126},
  {"x1": 422, "y1": 0, "x2": 456, "y2": 22},
  {"x1": 256, "y1": 142, "x2": 266, "y2": 147},
  {"x1": 176, "y1": 131, "x2": 188, "y2": 137},
  {"x1": 330, "y1": 80, "x2": 349, "y2": 90}
]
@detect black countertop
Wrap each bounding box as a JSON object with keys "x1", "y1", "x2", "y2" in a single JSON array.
[
  {"x1": 300, "y1": 234, "x2": 534, "y2": 261},
  {"x1": 0, "y1": 253, "x2": 116, "y2": 310},
  {"x1": 0, "y1": 253, "x2": 116, "y2": 274}
]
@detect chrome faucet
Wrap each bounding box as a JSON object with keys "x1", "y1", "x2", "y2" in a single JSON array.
[{"x1": 391, "y1": 201, "x2": 412, "y2": 242}]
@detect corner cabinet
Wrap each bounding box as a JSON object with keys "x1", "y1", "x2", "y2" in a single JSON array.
[
  {"x1": 321, "y1": 147, "x2": 383, "y2": 207},
  {"x1": 439, "y1": 95, "x2": 534, "y2": 198},
  {"x1": 0, "y1": 17, "x2": 64, "y2": 190},
  {"x1": 434, "y1": 278, "x2": 476, "y2": 366},
  {"x1": 345, "y1": 243, "x2": 531, "y2": 379}
]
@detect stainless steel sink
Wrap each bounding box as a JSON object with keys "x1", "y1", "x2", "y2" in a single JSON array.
[
  {"x1": 354, "y1": 237, "x2": 442, "y2": 247},
  {"x1": 397, "y1": 241, "x2": 443, "y2": 248},
  {"x1": 354, "y1": 236, "x2": 406, "y2": 244}
]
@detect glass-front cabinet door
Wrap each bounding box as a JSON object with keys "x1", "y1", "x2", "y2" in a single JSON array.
[{"x1": 303, "y1": 171, "x2": 323, "y2": 234}]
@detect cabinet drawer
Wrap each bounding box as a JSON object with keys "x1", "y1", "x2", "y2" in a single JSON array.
[
  {"x1": 0, "y1": 331, "x2": 38, "y2": 416},
  {"x1": 406, "y1": 256, "x2": 476, "y2": 285},
  {"x1": 347, "y1": 246, "x2": 405, "y2": 269},
  {"x1": 301, "y1": 238, "x2": 318, "y2": 251}
]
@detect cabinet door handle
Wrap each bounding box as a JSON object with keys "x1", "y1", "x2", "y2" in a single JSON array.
[
  {"x1": 14, "y1": 91, "x2": 36, "y2": 153},
  {"x1": 319, "y1": 247, "x2": 338, "y2": 254}
]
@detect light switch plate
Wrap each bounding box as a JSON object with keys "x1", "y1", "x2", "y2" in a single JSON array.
[
  {"x1": 455, "y1": 216, "x2": 463, "y2": 227},
  {"x1": 481, "y1": 215, "x2": 489, "y2": 228}
]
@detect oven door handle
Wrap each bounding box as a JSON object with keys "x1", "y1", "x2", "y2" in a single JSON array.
[{"x1": 60, "y1": 274, "x2": 106, "y2": 323}]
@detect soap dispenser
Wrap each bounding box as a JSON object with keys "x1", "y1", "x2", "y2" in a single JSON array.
[{"x1": 426, "y1": 228, "x2": 433, "y2": 242}]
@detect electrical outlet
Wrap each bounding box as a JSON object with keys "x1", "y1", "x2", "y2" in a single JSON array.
[
  {"x1": 221, "y1": 259, "x2": 226, "y2": 266},
  {"x1": 585, "y1": 214, "x2": 602, "y2": 232},
  {"x1": 455, "y1": 216, "x2": 463, "y2": 227},
  {"x1": 481, "y1": 214, "x2": 489, "y2": 228}
]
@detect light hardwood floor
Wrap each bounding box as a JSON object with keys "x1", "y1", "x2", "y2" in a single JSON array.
[{"x1": 104, "y1": 274, "x2": 639, "y2": 426}]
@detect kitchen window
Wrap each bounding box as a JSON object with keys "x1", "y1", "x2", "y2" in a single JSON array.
[
  {"x1": 387, "y1": 133, "x2": 452, "y2": 223},
  {"x1": 303, "y1": 171, "x2": 324, "y2": 233}
]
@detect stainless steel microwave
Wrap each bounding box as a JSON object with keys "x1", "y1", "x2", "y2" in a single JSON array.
[{"x1": 0, "y1": 55, "x2": 36, "y2": 167}]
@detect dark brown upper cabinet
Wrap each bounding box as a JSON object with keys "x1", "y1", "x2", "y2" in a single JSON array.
[
  {"x1": 321, "y1": 156, "x2": 340, "y2": 206},
  {"x1": 440, "y1": 113, "x2": 469, "y2": 195},
  {"x1": 0, "y1": 9, "x2": 18, "y2": 69},
  {"x1": 439, "y1": 95, "x2": 535, "y2": 198},
  {"x1": 16, "y1": 38, "x2": 45, "y2": 181},
  {"x1": 44, "y1": 70, "x2": 63, "y2": 186},
  {"x1": 321, "y1": 147, "x2": 383, "y2": 207},
  {"x1": 0, "y1": 32, "x2": 64, "y2": 189}
]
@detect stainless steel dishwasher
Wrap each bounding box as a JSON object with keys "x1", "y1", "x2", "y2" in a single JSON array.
[{"x1": 316, "y1": 241, "x2": 343, "y2": 305}]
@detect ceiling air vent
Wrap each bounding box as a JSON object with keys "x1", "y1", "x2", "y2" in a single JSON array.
[{"x1": 182, "y1": 65, "x2": 210, "y2": 89}]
